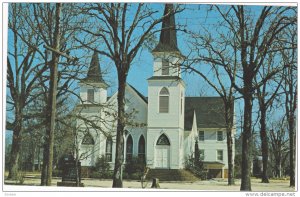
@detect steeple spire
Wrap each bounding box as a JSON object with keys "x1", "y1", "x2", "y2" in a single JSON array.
[
  {"x1": 152, "y1": 4, "x2": 180, "y2": 53},
  {"x1": 82, "y1": 51, "x2": 106, "y2": 84}
]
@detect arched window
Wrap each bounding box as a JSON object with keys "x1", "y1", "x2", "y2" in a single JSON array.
[
  {"x1": 82, "y1": 132, "x2": 95, "y2": 145},
  {"x1": 138, "y1": 135, "x2": 146, "y2": 162},
  {"x1": 106, "y1": 137, "x2": 113, "y2": 162},
  {"x1": 126, "y1": 135, "x2": 133, "y2": 162},
  {"x1": 156, "y1": 134, "x2": 170, "y2": 145},
  {"x1": 159, "y1": 87, "x2": 169, "y2": 113}
]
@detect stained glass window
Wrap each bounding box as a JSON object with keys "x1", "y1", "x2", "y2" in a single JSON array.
[
  {"x1": 138, "y1": 135, "x2": 145, "y2": 162},
  {"x1": 156, "y1": 134, "x2": 170, "y2": 145},
  {"x1": 106, "y1": 137, "x2": 113, "y2": 162},
  {"x1": 82, "y1": 133, "x2": 95, "y2": 145},
  {"x1": 126, "y1": 135, "x2": 133, "y2": 162}
]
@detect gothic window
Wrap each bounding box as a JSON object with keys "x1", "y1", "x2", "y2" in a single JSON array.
[
  {"x1": 82, "y1": 132, "x2": 95, "y2": 145},
  {"x1": 138, "y1": 135, "x2": 146, "y2": 163},
  {"x1": 162, "y1": 59, "x2": 169, "y2": 75},
  {"x1": 106, "y1": 137, "x2": 113, "y2": 162},
  {"x1": 159, "y1": 87, "x2": 169, "y2": 113},
  {"x1": 217, "y1": 131, "x2": 223, "y2": 141},
  {"x1": 126, "y1": 135, "x2": 133, "y2": 162},
  {"x1": 217, "y1": 150, "x2": 223, "y2": 161},
  {"x1": 87, "y1": 89, "x2": 94, "y2": 103},
  {"x1": 156, "y1": 134, "x2": 170, "y2": 146}
]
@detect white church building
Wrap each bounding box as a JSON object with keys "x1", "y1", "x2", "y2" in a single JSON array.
[{"x1": 76, "y1": 4, "x2": 235, "y2": 179}]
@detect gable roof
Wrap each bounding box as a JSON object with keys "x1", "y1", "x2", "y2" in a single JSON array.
[
  {"x1": 128, "y1": 84, "x2": 148, "y2": 104},
  {"x1": 184, "y1": 97, "x2": 226, "y2": 130},
  {"x1": 105, "y1": 83, "x2": 148, "y2": 105}
]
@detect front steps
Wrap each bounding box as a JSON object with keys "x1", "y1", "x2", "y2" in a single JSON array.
[{"x1": 146, "y1": 169, "x2": 199, "y2": 182}]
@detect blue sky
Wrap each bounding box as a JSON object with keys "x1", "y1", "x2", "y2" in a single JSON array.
[
  {"x1": 104, "y1": 3, "x2": 284, "y2": 97},
  {"x1": 4, "y1": 3, "x2": 295, "y2": 143},
  {"x1": 104, "y1": 3, "x2": 223, "y2": 97},
  {"x1": 97, "y1": 3, "x2": 294, "y2": 137}
]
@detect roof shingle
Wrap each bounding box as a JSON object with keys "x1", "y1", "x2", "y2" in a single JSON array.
[
  {"x1": 152, "y1": 4, "x2": 181, "y2": 53},
  {"x1": 184, "y1": 97, "x2": 226, "y2": 130},
  {"x1": 81, "y1": 51, "x2": 107, "y2": 85}
]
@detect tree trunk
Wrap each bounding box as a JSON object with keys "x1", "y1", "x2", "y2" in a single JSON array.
[
  {"x1": 240, "y1": 82, "x2": 252, "y2": 191},
  {"x1": 112, "y1": 73, "x2": 127, "y2": 188},
  {"x1": 75, "y1": 157, "x2": 80, "y2": 187},
  {"x1": 285, "y1": 64, "x2": 296, "y2": 187},
  {"x1": 45, "y1": 3, "x2": 62, "y2": 186},
  {"x1": 226, "y1": 127, "x2": 235, "y2": 185},
  {"x1": 225, "y1": 102, "x2": 235, "y2": 185},
  {"x1": 259, "y1": 108, "x2": 269, "y2": 183},
  {"x1": 7, "y1": 107, "x2": 23, "y2": 180},
  {"x1": 41, "y1": 141, "x2": 48, "y2": 185},
  {"x1": 288, "y1": 115, "x2": 295, "y2": 187},
  {"x1": 37, "y1": 146, "x2": 41, "y2": 171},
  {"x1": 275, "y1": 157, "x2": 281, "y2": 178},
  {"x1": 151, "y1": 178, "x2": 160, "y2": 188},
  {"x1": 31, "y1": 145, "x2": 36, "y2": 172}
]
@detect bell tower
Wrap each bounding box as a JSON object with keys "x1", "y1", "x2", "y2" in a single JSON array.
[
  {"x1": 79, "y1": 51, "x2": 108, "y2": 104},
  {"x1": 152, "y1": 4, "x2": 183, "y2": 78},
  {"x1": 147, "y1": 4, "x2": 185, "y2": 169}
]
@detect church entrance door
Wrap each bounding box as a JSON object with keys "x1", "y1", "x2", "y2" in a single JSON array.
[
  {"x1": 155, "y1": 134, "x2": 171, "y2": 169},
  {"x1": 155, "y1": 146, "x2": 170, "y2": 168}
]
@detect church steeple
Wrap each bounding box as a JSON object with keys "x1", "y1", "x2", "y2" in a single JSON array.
[
  {"x1": 80, "y1": 51, "x2": 108, "y2": 104},
  {"x1": 152, "y1": 4, "x2": 180, "y2": 53},
  {"x1": 82, "y1": 51, "x2": 106, "y2": 85}
]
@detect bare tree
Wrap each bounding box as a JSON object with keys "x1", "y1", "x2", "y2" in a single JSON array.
[
  {"x1": 185, "y1": 29, "x2": 238, "y2": 185},
  {"x1": 269, "y1": 119, "x2": 289, "y2": 178},
  {"x1": 254, "y1": 53, "x2": 284, "y2": 183},
  {"x1": 75, "y1": 3, "x2": 183, "y2": 187},
  {"x1": 7, "y1": 2, "x2": 92, "y2": 184},
  {"x1": 281, "y1": 26, "x2": 297, "y2": 187},
  {"x1": 30, "y1": 3, "x2": 87, "y2": 185},
  {"x1": 6, "y1": 4, "x2": 48, "y2": 179},
  {"x1": 41, "y1": 3, "x2": 62, "y2": 186},
  {"x1": 202, "y1": 5, "x2": 296, "y2": 191}
]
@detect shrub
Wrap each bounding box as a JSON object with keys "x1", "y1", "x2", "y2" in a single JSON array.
[
  {"x1": 92, "y1": 155, "x2": 112, "y2": 179},
  {"x1": 52, "y1": 169, "x2": 62, "y2": 177},
  {"x1": 185, "y1": 141, "x2": 206, "y2": 179},
  {"x1": 90, "y1": 171, "x2": 113, "y2": 179},
  {"x1": 124, "y1": 156, "x2": 145, "y2": 180},
  {"x1": 185, "y1": 154, "x2": 206, "y2": 180}
]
